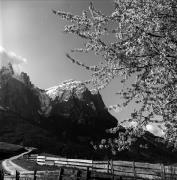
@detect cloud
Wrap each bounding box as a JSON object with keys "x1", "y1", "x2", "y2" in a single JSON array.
[
  {"x1": 128, "y1": 121, "x2": 164, "y2": 137},
  {"x1": 129, "y1": 121, "x2": 137, "y2": 127},
  {"x1": 146, "y1": 124, "x2": 164, "y2": 137},
  {"x1": 0, "y1": 46, "x2": 27, "y2": 73}
]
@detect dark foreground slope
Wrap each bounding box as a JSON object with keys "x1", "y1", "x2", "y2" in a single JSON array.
[
  {"x1": 94, "y1": 127, "x2": 177, "y2": 163},
  {"x1": 0, "y1": 142, "x2": 25, "y2": 160}
]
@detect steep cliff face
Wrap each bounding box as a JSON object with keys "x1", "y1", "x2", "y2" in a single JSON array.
[
  {"x1": 0, "y1": 65, "x2": 41, "y2": 122},
  {"x1": 46, "y1": 80, "x2": 116, "y2": 126},
  {"x1": 45, "y1": 80, "x2": 117, "y2": 139}
]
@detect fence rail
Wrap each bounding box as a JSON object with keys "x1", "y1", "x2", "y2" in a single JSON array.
[{"x1": 20, "y1": 154, "x2": 177, "y2": 179}]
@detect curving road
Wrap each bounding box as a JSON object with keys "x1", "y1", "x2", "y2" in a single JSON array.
[{"x1": 2, "y1": 147, "x2": 34, "y2": 175}]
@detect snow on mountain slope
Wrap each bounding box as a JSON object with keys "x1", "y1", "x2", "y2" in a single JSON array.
[{"x1": 46, "y1": 79, "x2": 88, "y2": 101}]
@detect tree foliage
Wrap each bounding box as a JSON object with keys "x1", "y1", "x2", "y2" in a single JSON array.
[
  {"x1": 91, "y1": 126, "x2": 140, "y2": 155},
  {"x1": 53, "y1": 0, "x2": 177, "y2": 143}
]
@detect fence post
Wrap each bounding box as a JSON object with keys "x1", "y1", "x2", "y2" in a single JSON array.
[
  {"x1": 133, "y1": 161, "x2": 136, "y2": 180},
  {"x1": 111, "y1": 160, "x2": 114, "y2": 180},
  {"x1": 15, "y1": 170, "x2": 20, "y2": 180},
  {"x1": 161, "y1": 164, "x2": 166, "y2": 180},
  {"x1": 107, "y1": 160, "x2": 110, "y2": 174},
  {"x1": 58, "y1": 167, "x2": 63, "y2": 180},
  {"x1": 86, "y1": 167, "x2": 90, "y2": 180},
  {"x1": 0, "y1": 169, "x2": 4, "y2": 180},
  {"x1": 92, "y1": 160, "x2": 96, "y2": 180},
  {"x1": 92, "y1": 160, "x2": 94, "y2": 172},
  {"x1": 75, "y1": 170, "x2": 80, "y2": 180},
  {"x1": 33, "y1": 169, "x2": 37, "y2": 180},
  {"x1": 171, "y1": 165, "x2": 175, "y2": 180},
  {"x1": 169, "y1": 166, "x2": 173, "y2": 180}
]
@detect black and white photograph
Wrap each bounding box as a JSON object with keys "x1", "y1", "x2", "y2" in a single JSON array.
[{"x1": 0, "y1": 0, "x2": 177, "y2": 179}]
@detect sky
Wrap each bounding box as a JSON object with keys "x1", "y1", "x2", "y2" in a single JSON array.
[
  {"x1": 0, "y1": 0, "x2": 112, "y2": 86},
  {"x1": 0, "y1": 0, "x2": 163, "y2": 136}
]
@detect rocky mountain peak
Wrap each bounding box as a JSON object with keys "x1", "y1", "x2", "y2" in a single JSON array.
[
  {"x1": 45, "y1": 79, "x2": 103, "y2": 116},
  {"x1": 0, "y1": 63, "x2": 33, "y2": 88},
  {"x1": 46, "y1": 79, "x2": 88, "y2": 101},
  {"x1": 45, "y1": 79, "x2": 117, "y2": 138},
  {"x1": 0, "y1": 63, "x2": 14, "y2": 87},
  {"x1": 0, "y1": 64, "x2": 41, "y2": 121}
]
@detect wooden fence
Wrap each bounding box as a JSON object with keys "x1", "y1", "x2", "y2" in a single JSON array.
[
  {"x1": 1, "y1": 167, "x2": 123, "y2": 180},
  {"x1": 23, "y1": 154, "x2": 177, "y2": 180},
  {"x1": 2, "y1": 161, "x2": 177, "y2": 180}
]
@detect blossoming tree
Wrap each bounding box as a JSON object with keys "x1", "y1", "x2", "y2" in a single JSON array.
[{"x1": 53, "y1": 0, "x2": 177, "y2": 145}]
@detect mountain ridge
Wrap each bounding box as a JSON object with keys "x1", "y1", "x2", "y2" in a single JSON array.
[{"x1": 0, "y1": 63, "x2": 117, "y2": 158}]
